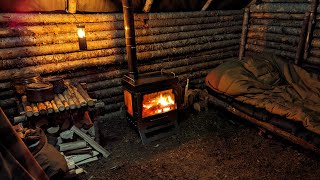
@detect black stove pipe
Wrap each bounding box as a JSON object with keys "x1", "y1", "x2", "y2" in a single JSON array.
[{"x1": 122, "y1": 0, "x2": 138, "y2": 80}]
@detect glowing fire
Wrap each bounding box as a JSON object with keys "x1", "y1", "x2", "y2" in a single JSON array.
[{"x1": 142, "y1": 89, "x2": 177, "y2": 118}]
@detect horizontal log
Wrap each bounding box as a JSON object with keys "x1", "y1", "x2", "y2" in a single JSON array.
[
  {"x1": 249, "y1": 25, "x2": 301, "y2": 36},
  {"x1": 246, "y1": 44, "x2": 295, "y2": 59},
  {"x1": 247, "y1": 32, "x2": 299, "y2": 45},
  {"x1": 0, "y1": 82, "x2": 11, "y2": 90},
  {"x1": 0, "y1": 90, "x2": 14, "y2": 99},
  {"x1": 97, "y1": 111, "x2": 124, "y2": 122},
  {"x1": 0, "y1": 11, "x2": 242, "y2": 24},
  {"x1": 100, "y1": 102, "x2": 124, "y2": 113},
  {"x1": 247, "y1": 39, "x2": 296, "y2": 52},
  {"x1": 0, "y1": 55, "x2": 125, "y2": 81},
  {"x1": 309, "y1": 49, "x2": 320, "y2": 57},
  {"x1": 70, "y1": 69, "x2": 127, "y2": 84},
  {"x1": 261, "y1": 0, "x2": 309, "y2": 2},
  {"x1": 250, "y1": 3, "x2": 310, "y2": 13},
  {"x1": 250, "y1": 13, "x2": 306, "y2": 20},
  {"x1": 141, "y1": 15, "x2": 243, "y2": 28},
  {"x1": 251, "y1": 19, "x2": 304, "y2": 27},
  {"x1": 313, "y1": 29, "x2": 320, "y2": 37},
  {"x1": 306, "y1": 57, "x2": 320, "y2": 65},
  {"x1": 0, "y1": 20, "x2": 242, "y2": 39},
  {"x1": 101, "y1": 95, "x2": 124, "y2": 105},
  {"x1": 311, "y1": 38, "x2": 320, "y2": 48},
  {"x1": 90, "y1": 86, "x2": 123, "y2": 99},
  {"x1": 0, "y1": 98, "x2": 16, "y2": 108},
  {"x1": 87, "y1": 78, "x2": 122, "y2": 92}
]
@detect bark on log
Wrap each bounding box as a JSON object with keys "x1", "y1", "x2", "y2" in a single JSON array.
[
  {"x1": 31, "y1": 103, "x2": 39, "y2": 116},
  {"x1": 54, "y1": 95, "x2": 65, "y2": 112},
  {"x1": 58, "y1": 94, "x2": 70, "y2": 110},
  {"x1": 248, "y1": 25, "x2": 301, "y2": 36},
  {"x1": 22, "y1": 95, "x2": 33, "y2": 117},
  {"x1": 247, "y1": 32, "x2": 300, "y2": 45},
  {"x1": 311, "y1": 38, "x2": 320, "y2": 47},
  {"x1": 63, "y1": 91, "x2": 76, "y2": 110},
  {"x1": 44, "y1": 101, "x2": 54, "y2": 114},
  {"x1": 246, "y1": 44, "x2": 296, "y2": 59},
  {"x1": 309, "y1": 49, "x2": 320, "y2": 57},
  {"x1": 37, "y1": 102, "x2": 47, "y2": 115},
  {"x1": 87, "y1": 78, "x2": 122, "y2": 92},
  {"x1": 0, "y1": 90, "x2": 14, "y2": 99},
  {"x1": 101, "y1": 95, "x2": 124, "y2": 105},
  {"x1": 90, "y1": 86, "x2": 123, "y2": 99},
  {"x1": 295, "y1": 12, "x2": 310, "y2": 65},
  {"x1": 250, "y1": 13, "x2": 306, "y2": 20},
  {"x1": 251, "y1": 19, "x2": 304, "y2": 27},
  {"x1": 100, "y1": 102, "x2": 123, "y2": 113},
  {"x1": 51, "y1": 100, "x2": 59, "y2": 113},
  {"x1": 303, "y1": 0, "x2": 318, "y2": 61},
  {"x1": 239, "y1": 8, "x2": 249, "y2": 60},
  {"x1": 70, "y1": 85, "x2": 87, "y2": 107},
  {"x1": 0, "y1": 82, "x2": 11, "y2": 90},
  {"x1": 0, "y1": 98, "x2": 16, "y2": 108},
  {"x1": 306, "y1": 57, "x2": 320, "y2": 65},
  {"x1": 247, "y1": 39, "x2": 296, "y2": 52},
  {"x1": 76, "y1": 84, "x2": 94, "y2": 106},
  {"x1": 193, "y1": 100, "x2": 208, "y2": 112},
  {"x1": 97, "y1": 111, "x2": 124, "y2": 122},
  {"x1": 250, "y1": 3, "x2": 310, "y2": 13},
  {"x1": 70, "y1": 69, "x2": 126, "y2": 84}
]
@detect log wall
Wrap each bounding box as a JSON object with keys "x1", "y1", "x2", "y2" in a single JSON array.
[
  {"x1": 0, "y1": 11, "x2": 242, "y2": 119},
  {"x1": 245, "y1": 1, "x2": 312, "y2": 61}
]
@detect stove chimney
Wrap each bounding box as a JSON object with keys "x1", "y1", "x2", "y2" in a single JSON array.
[{"x1": 122, "y1": 0, "x2": 138, "y2": 80}]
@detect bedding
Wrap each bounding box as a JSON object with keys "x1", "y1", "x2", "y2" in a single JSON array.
[{"x1": 205, "y1": 53, "x2": 320, "y2": 135}]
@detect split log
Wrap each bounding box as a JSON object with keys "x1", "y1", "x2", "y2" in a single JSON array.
[
  {"x1": 143, "y1": 0, "x2": 153, "y2": 12},
  {"x1": 44, "y1": 101, "x2": 54, "y2": 114},
  {"x1": 58, "y1": 94, "x2": 70, "y2": 110},
  {"x1": 21, "y1": 95, "x2": 33, "y2": 117},
  {"x1": 250, "y1": 3, "x2": 310, "y2": 13},
  {"x1": 251, "y1": 19, "x2": 304, "y2": 28},
  {"x1": 76, "y1": 84, "x2": 94, "y2": 106},
  {"x1": 248, "y1": 25, "x2": 301, "y2": 36},
  {"x1": 239, "y1": 8, "x2": 249, "y2": 60},
  {"x1": 31, "y1": 103, "x2": 39, "y2": 116},
  {"x1": 185, "y1": 89, "x2": 201, "y2": 106},
  {"x1": 247, "y1": 39, "x2": 296, "y2": 52},
  {"x1": 54, "y1": 95, "x2": 65, "y2": 112},
  {"x1": 246, "y1": 44, "x2": 296, "y2": 59},
  {"x1": 50, "y1": 100, "x2": 59, "y2": 113},
  {"x1": 76, "y1": 156, "x2": 98, "y2": 166},
  {"x1": 250, "y1": 13, "x2": 306, "y2": 20},
  {"x1": 71, "y1": 126, "x2": 110, "y2": 158},
  {"x1": 59, "y1": 140, "x2": 87, "y2": 152},
  {"x1": 63, "y1": 91, "x2": 76, "y2": 110},
  {"x1": 37, "y1": 102, "x2": 47, "y2": 115},
  {"x1": 247, "y1": 32, "x2": 300, "y2": 45}
]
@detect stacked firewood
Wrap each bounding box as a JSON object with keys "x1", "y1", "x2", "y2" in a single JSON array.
[
  {"x1": 14, "y1": 82, "x2": 97, "y2": 124},
  {"x1": 184, "y1": 88, "x2": 210, "y2": 112},
  {"x1": 50, "y1": 125, "x2": 109, "y2": 175}
]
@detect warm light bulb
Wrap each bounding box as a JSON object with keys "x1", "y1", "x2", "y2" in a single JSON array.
[{"x1": 77, "y1": 28, "x2": 86, "y2": 38}]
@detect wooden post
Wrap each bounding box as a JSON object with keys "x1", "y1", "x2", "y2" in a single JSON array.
[
  {"x1": 303, "y1": 0, "x2": 319, "y2": 62},
  {"x1": 239, "y1": 8, "x2": 249, "y2": 60},
  {"x1": 143, "y1": 0, "x2": 154, "y2": 12},
  {"x1": 201, "y1": 0, "x2": 214, "y2": 11},
  {"x1": 295, "y1": 12, "x2": 310, "y2": 65}
]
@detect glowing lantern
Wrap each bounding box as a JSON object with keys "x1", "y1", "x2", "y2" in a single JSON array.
[{"x1": 77, "y1": 25, "x2": 87, "y2": 50}]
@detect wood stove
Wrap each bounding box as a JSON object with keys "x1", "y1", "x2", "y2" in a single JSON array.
[
  {"x1": 122, "y1": 72, "x2": 179, "y2": 144},
  {"x1": 121, "y1": 0, "x2": 179, "y2": 144}
]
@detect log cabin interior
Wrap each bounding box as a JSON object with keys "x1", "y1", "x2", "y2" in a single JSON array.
[{"x1": 1, "y1": 0, "x2": 320, "y2": 179}]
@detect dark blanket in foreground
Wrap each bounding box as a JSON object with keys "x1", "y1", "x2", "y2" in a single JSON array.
[{"x1": 206, "y1": 53, "x2": 320, "y2": 135}]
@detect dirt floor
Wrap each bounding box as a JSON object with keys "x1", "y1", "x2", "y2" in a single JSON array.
[{"x1": 80, "y1": 108, "x2": 320, "y2": 179}]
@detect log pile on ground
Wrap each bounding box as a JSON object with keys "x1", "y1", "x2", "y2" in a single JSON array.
[{"x1": 0, "y1": 10, "x2": 242, "y2": 119}]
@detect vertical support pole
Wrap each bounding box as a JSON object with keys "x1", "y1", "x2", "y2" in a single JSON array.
[
  {"x1": 122, "y1": 0, "x2": 138, "y2": 80},
  {"x1": 143, "y1": 0, "x2": 154, "y2": 13},
  {"x1": 239, "y1": 8, "x2": 250, "y2": 60},
  {"x1": 295, "y1": 12, "x2": 310, "y2": 65},
  {"x1": 303, "y1": 0, "x2": 318, "y2": 64}
]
